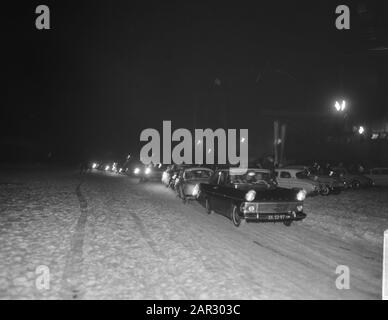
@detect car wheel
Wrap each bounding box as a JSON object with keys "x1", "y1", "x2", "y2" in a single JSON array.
[
  {"x1": 283, "y1": 220, "x2": 292, "y2": 227},
  {"x1": 351, "y1": 180, "x2": 361, "y2": 189},
  {"x1": 231, "y1": 205, "x2": 245, "y2": 227},
  {"x1": 320, "y1": 186, "x2": 330, "y2": 196},
  {"x1": 180, "y1": 189, "x2": 187, "y2": 204},
  {"x1": 205, "y1": 198, "x2": 212, "y2": 214},
  {"x1": 332, "y1": 188, "x2": 341, "y2": 195}
]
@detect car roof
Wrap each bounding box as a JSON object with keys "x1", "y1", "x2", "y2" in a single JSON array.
[
  {"x1": 275, "y1": 168, "x2": 304, "y2": 173},
  {"x1": 283, "y1": 165, "x2": 309, "y2": 169},
  {"x1": 184, "y1": 167, "x2": 213, "y2": 172},
  {"x1": 219, "y1": 168, "x2": 271, "y2": 174}
]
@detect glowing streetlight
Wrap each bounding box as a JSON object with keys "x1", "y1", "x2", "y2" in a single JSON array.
[{"x1": 334, "y1": 100, "x2": 346, "y2": 112}]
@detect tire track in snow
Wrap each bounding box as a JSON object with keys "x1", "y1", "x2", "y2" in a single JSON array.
[
  {"x1": 61, "y1": 180, "x2": 89, "y2": 299},
  {"x1": 127, "y1": 206, "x2": 190, "y2": 299}
]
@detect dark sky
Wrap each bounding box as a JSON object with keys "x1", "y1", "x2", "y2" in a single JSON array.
[{"x1": 3, "y1": 0, "x2": 388, "y2": 161}]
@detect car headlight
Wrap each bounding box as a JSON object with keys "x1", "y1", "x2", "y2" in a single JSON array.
[
  {"x1": 296, "y1": 189, "x2": 307, "y2": 201},
  {"x1": 245, "y1": 190, "x2": 256, "y2": 202},
  {"x1": 145, "y1": 167, "x2": 151, "y2": 175},
  {"x1": 134, "y1": 167, "x2": 140, "y2": 174},
  {"x1": 192, "y1": 184, "x2": 200, "y2": 197}
]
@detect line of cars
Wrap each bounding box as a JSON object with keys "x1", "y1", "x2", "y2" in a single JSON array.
[
  {"x1": 136, "y1": 163, "x2": 387, "y2": 228},
  {"x1": 160, "y1": 164, "x2": 307, "y2": 227},
  {"x1": 92, "y1": 160, "x2": 388, "y2": 228}
]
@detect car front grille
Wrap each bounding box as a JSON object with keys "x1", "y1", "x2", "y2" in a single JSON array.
[{"x1": 257, "y1": 202, "x2": 298, "y2": 214}]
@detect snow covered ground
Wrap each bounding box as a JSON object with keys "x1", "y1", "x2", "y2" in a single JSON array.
[{"x1": 0, "y1": 166, "x2": 386, "y2": 299}]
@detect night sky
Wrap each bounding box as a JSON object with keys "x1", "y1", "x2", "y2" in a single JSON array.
[{"x1": 3, "y1": 0, "x2": 388, "y2": 162}]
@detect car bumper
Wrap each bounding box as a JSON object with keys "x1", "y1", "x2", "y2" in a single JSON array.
[
  {"x1": 240, "y1": 202, "x2": 306, "y2": 222},
  {"x1": 243, "y1": 211, "x2": 307, "y2": 222}
]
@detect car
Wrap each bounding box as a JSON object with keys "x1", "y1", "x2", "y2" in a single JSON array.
[
  {"x1": 284, "y1": 165, "x2": 344, "y2": 195},
  {"x1": 134, "y1": 163, "x2": 166, "y2": 182},
  {"x1": 274, "y1": 168, "x2": 320, "y2": 195},
  {"x1": 175, "y1": 167, "x2": 214, "y2": 203},
  {"x1": 162, "y1": 165, "x2": 181, "y2": 187},
  {"x1": 364, "y1": 168, "x2": 388, "y2": 187},
  {"x1": 199, "y1": 168, "x2": 307, "y2": 227},
  {"x1": 331, "y1": 167, "x2": 374, "y2": 189}
]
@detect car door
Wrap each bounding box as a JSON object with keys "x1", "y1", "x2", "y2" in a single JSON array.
[
  {"x1": 278, "y1": 171, "x2": 292, "y2": 189},
  {"x1": 214, "y1": 171, "x2": 231, "y2": 216},
  {"x1": 374, "y1": 168, "x2": 388, "y2": 186},
  {"x1": 204, "y1": 171, "x2": 223, "y2": 212}
]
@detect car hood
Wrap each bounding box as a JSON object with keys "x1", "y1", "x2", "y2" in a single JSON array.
[
  {"x1": 185, "y1": 178, "x2": 211, "y2": 185},
  {"x1": 233, "y1": 184, "x2": 299, "y2": 202}
]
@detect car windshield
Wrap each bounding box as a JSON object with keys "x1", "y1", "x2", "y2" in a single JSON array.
[
  {"x1": 295, "y1": 171, "x2": 309, "y2": 179},
  {"x1": 184, "y1": 169, "x2": 212, "y2": 179},
  {"x1": 230, "y1": 170, "x2": 271, "y2": 184}
]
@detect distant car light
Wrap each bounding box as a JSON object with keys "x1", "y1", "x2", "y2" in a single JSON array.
[
  {"x1": 134, "y1": 167, "x2": 140, "y2": 175},
  {"x1": 105, "y1": 165, "x2": 110, "y2": 171},
  {"x1": 92, "y1": 163, "x2": 98, "y2": 169},
  {"x1": 119, "y1": 168, "x2": 123, "y2": 173},
  {"x1": 145, "y1": 167, "x2": 152, "y2": 175},
  {"x1": 245, "y1": 190, "x2": 256, "y2": 202},
  {"x1": 296, "y1": 190, "x2": 307, "y2": 201}
]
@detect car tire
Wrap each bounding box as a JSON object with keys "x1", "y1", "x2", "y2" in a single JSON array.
[
  {"x1": 320, "y1": 186, "x2": 330, "y2": 196},
  {"x1": 231, "y1": 205, "x2": 245, "y2": 227},
  {"x1": 351, "y1": 180, "x2": 361, "y2": 189},
  {"x1": 332, "y1": 188, "x2": 341, "y2": 195},
  {"x1": 205, "y1": 198, "x2": 212, "y2": 214}
]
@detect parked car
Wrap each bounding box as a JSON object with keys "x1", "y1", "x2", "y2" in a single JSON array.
[
  {"x1": 175, "y1": 167, "x2": 213, "y2": 203},
  {"x1": 199, "y1": 168, "x2": 307, "y2": 227},
  {"x1": 364, "y1": 168, "x2": 388, "y2": 187},
  {"x1": 331, "y1": 167, "x2": 374, "y2": 189},
  {"x1": 284, "y1": 165, "x2": 344, "y2": 195},
  {"x1": 162, "y1": 165, "x2": 182, "y2": 187},
  {"x1": 274, "y1": 168, "x2": 320, "y2": 195}
]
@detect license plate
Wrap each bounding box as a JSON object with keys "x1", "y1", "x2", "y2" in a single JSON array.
[{"x1": 263, "y1": 214, "x2": 290, "y2": 220}]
